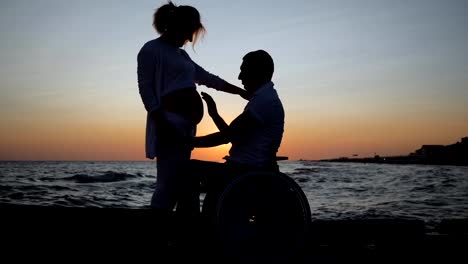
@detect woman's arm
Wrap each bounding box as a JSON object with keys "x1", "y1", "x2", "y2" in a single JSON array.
[
  {"x1": 181, "y1": 50, "x2": 249, "y2": 99},
  {"x1": 219, "y1": 82, "x2": 250, "y2": 99},
  {"x1": 137, "y1": 45, "x2": 160, "y2": 118}
]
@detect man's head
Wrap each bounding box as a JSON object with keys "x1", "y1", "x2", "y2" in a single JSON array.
[{"x1": 238, "y1": 50, "x2": 274, "y2": 93}]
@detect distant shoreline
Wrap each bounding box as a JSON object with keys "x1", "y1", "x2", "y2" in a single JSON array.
[
  {"x1": 319, "y1": 157, "x2": 468, "y2": 166},
  {"x1": 317, "y1": 137, "x2": 468, "y2": 166}
]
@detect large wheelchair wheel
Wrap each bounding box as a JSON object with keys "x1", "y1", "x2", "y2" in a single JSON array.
[{"x1": 207, "y1": 171, "x2": 311, "y2": 263}]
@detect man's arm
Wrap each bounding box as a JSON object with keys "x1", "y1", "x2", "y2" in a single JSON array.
[
  {"x1": 203, "y1": 86, "x2": 261, "y2": 143},
  {"x1": 201, "y1": 92, "x2": 229, "y2": 132},
  {"x1": 227, "y1": 111, "x2": 260, "y2": 141},
  {"x1": 192, "y1": 111, "x2": 258, "y2": 149},
  {"x1": 193, "y1": 132, "x2": 229, "y2": 148},
  {"x1": 193, "y1": 107, "x2": 260, "y2": 149},
  {"x1": 193, "y1": 91, "x2": 260, "y2": 149}
]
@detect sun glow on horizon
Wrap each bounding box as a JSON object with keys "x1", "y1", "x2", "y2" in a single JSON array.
[{"x1": 1, "y1": 1, "x2": 467, "y2": 161}]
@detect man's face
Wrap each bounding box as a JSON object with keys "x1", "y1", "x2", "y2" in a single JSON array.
[{"x1": 238, "y1": 61, "x2": 255, "y2": 92}]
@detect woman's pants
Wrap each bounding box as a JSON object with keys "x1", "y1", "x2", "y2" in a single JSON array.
[{"x1": 151, "y1": 148, "x2": 200, "y2": 217}]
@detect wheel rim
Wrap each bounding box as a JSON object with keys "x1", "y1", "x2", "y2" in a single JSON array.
[{"x1": 214, "y1": 171, "x2": 311, "y2": 261}]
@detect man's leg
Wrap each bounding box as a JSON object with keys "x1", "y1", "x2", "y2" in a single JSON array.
[
  {"x1": 189, "y1": 159, "x2": 232, "y2": 225},
  {"x1": 189, "y1": 159, "x2": 228, "y2": 206}
]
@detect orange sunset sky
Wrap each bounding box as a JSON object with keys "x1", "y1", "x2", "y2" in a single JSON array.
[{"x1": 1, "y1": 0, "x2": 467, "y2": 161}]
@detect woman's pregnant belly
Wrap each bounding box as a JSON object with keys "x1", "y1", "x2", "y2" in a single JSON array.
[{"x1": 161, "y1": 88, "x2": 204, "y2": 125}]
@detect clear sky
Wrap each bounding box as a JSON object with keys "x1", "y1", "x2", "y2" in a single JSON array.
[{"x1": 1, "y1": 0, "x2": 467, "y2": 161}]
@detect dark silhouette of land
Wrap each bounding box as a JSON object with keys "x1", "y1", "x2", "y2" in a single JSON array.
[
  {"x1": 1, "y1": 204, "x2": 466, "y2": 263},
  {"x1": 321, "y1": 137, "x2": 468, "y2": 166}
]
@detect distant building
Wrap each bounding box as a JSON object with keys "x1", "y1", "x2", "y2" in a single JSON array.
[
  {"x1": 414, "y1": 145, "x2": 445, "y2": 158},
  {"x1": 461, "y1": 137, "x2": 468, "y2": 145},
  {"x1": 323, "y1": 137, "x2": 467, "y2": 165},
  {"x1": 412, "y1": 137, "x2": 468, "y2": 165}
]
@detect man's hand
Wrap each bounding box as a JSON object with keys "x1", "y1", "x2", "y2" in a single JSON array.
[{"x1": 201, "y1": 92, "x2": 219, "y2": 117}]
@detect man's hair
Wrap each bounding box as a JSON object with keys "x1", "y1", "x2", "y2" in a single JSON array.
[{"x1": 243, "y1": 50, "x2": 274, "y2": 81}]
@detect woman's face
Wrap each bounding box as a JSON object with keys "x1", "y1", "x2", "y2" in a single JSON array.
[
  {"x1": 181, "y1": 28, "x2": 194, "y2": 43},
  {"x1": 169, "y1": 28, "x2": 194, "y2": 47}
]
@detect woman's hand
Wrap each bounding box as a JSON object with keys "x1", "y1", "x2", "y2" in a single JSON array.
[
  {"x1": 239, "y1": 89, "x2": 252, "y2": 100},
  {"x1": 201, "y1": 92, "x2": 218, "y2": 117},
  {"x1": 221, "y1": 82, "x2": 250, "y2": 100}
]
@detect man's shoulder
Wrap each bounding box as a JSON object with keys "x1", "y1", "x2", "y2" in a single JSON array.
[
  {"x1": 251, "y1": 86, "x2": 282, "y2": 105},
  {"x1": 246, "y1": 88, "x2": 283, "y2": 119}
]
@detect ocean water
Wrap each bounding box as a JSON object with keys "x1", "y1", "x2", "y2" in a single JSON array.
[{"x1": 1, "y1": 161, "x2": 467, "y2": 226}]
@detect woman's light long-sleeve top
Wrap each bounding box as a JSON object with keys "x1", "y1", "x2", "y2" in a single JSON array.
[{"x1": 137, "y1": 38, "x2": 227, "y2": 159}]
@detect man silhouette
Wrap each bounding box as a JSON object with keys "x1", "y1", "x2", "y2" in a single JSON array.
[{"x1": 190, "y1": 50, "x2": 285, "y2": 210}]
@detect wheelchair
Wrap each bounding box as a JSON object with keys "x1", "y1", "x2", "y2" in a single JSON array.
[{"x1": 199, "y1": 157, "x2": 311, "y2": 263}]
